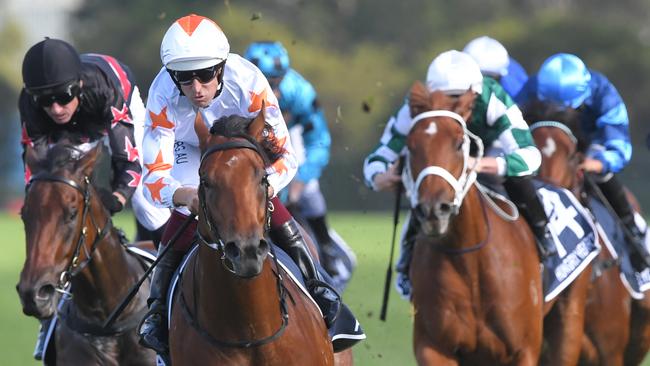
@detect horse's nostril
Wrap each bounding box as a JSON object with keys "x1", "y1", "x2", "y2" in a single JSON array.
[
  {"x1": 258, "y1": 239, "x2": 270, "y2": 257},
  {"x1": 36, "y1": 284, "x2": 55, "y2": 302},
  {"x1": 224, "y1": 242, "x2": 240, "y2": 261}
]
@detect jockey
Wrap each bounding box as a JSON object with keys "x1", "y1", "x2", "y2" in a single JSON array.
[
  {"x1": 463, "y1": 35, "x2": 528, "y2": 97},
  {"x1": 516, "y1": 53, "x2": 650, "y2": 269},
  {"x1": 138, "y1": 14, "x2": 341, "y2": 355},
  {"x1": 19, "y1": 38, "x2": 170, "y2": 360},
  {"x1": 243, "y1": 41, "x2": 356, "y2": 290},
  {"x1": 363, "y1": 50, "x2": 555, "y2": 299}
]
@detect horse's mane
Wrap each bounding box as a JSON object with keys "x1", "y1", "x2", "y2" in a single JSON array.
[
  {"x1": 209, "y1": 115, "x2": 285, "y2": 166},
  {"x1": 523, "y1": 99, "x2": 588, "y2": 152}
]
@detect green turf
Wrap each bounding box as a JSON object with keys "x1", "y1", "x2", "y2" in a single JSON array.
[{"x1": 3, "y1": 211, "x2": 650, "y2": 365}]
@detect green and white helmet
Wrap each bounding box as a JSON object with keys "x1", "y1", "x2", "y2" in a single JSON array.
[{"x1": 426, "y1": 50, "x2": 483, "y2": 95}]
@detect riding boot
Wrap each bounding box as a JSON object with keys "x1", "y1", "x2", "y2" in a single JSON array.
[
  {"x1": 597, "y1": 174, "x2": 650, "y2": 268},
  {"x1": 33, "y1": 317, "x2": 53, "y2": 360},
  {"x1": 271, "y1": 219, "x2": 341, "y2": 328},
  {"x1": 395, "y1": 213, "x2": 419, "y2": 299},
  {"x1": 306, "y1": 215, "x2": 341, "y2": 277},
  {"x1": 138, "y1": 247, "x2": 185, "y2": 354},
  {"x1": 504, "y1": 176, "x2": 557, "y2": 259}
]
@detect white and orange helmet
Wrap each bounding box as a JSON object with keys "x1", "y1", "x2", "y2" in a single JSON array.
[{"x1": 160, "y1": 14, "x2": 230, "y2": 71}]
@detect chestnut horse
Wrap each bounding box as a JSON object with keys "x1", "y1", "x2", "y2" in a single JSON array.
[
  {"x1": 526, "y1": 106, "x2": 650, "y2": 366},
  {"x1": 16, "y1": 143, "x2": 155, "y2": 365},
  {"x1": 168, "y1": 109, "x2": 335, "y2": 365},
  {"x1": 405, "y1": 82, "x2": 543, "y2": 365}
]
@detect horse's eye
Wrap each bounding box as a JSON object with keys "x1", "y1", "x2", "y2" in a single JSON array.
[
  {"x1": 66, "y1": 207, "x2": 78, "y2": 222},
  {"x1": 456, "y1": 140, "x2": 464, "y2": 151}
]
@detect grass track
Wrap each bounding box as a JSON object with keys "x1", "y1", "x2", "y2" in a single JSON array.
[{"x1": 2, "y1": 211, "x2": 649, "y2": 365}]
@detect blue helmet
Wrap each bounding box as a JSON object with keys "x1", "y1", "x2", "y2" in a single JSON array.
[
  {"x1": 244, "y1": 41, "x2": 290, "y2": 78},
  {"x1": 536, "y1": 53, "x2": 591, "y2": 109}
]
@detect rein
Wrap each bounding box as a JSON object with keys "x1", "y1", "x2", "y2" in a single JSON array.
[
  {"x1": 182, "y1": 137, "x2": 289, "y2": 348},
  {"x1": 28, "y1": 173, "x2": 112, "y2": 295}
]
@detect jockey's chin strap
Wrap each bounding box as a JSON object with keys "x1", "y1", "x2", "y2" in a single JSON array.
[
  {"x1": 28, "y1": 173, "x2": 112, "y2": 296},
  {"x1": 403, "y1": 110, "x2": 484, "y2": 212}
]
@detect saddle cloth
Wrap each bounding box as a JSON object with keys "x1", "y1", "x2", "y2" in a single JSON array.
[
  {"x1": 532, "y1": 180, "x2": 601, "y2": 302},
  {"x1": 589, "y1": 196, "x2": 650, "y2": 298}
]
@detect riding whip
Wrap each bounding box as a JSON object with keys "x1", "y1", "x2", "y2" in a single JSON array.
[
  {"x1": 380, "y1": 157, "x2": 404, "y2": 322},
  {"x1": 103, "y1": 213, "x2": 197, "y2": 330}
]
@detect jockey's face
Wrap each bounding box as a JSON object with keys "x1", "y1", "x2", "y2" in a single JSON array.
[
  {"x1": 44, "y1": 97, "x2": 80, "y2": 124},
  {"x1": 178, "y1": 65, "x2": 223, "y2": 108}
]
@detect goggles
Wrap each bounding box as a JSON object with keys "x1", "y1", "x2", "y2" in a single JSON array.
[
  {"x1": 170, "y1": 64, "x2": 220, "y2": 86},
  {"x1": 29, "y1": 82, "x2": 81, "y2": 108}
]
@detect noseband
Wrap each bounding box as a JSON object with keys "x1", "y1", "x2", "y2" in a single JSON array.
[{"x1": 27, "y1": 173, "x2": 112, "y2": 297}]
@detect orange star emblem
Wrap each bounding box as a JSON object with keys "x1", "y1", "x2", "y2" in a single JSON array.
[
  {"x1": 145, "y1": 177, "x2": 167, "y2": 203},
  {"x1": 144, "y1": 150, "x2": 172, "y2": 174},
  {"x1": 248, "y1": 88, "x2": 278, "y2": 113},
  {"x1": 149, "y1": 107, "x2": 175, "y2": 130}
]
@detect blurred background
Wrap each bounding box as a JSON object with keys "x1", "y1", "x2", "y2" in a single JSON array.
[
  {"x1": 1, "y1": 0, "x2": 650, "y2": 212},
  {"x1": 3, "y1": 1, "x2": 650, "y2": 364}
]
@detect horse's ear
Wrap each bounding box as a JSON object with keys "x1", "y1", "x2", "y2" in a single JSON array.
[
  {"x1": 75, "y1": 144, "x2": 102, "y2": 177},
  {"x1": 409, "y1": 81, "x2": 431, "y2": 118},
  {"x1": 454, "y1": 90, "x2": 476, "y2": 122},
  {"x1": 24, "y1": 144, "x2": 44, "y2": 174},
  {"x1": 248, "y1": 101, "x2": 267, "y2": 142},
  {"x1": 194, "y1": 112, "x2": 210, "y2": 153}
]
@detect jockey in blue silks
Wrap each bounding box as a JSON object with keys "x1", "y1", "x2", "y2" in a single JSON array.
[
  {"x1": 463, "y1": 36, "x2": 529, "y2": 97},
  {"x1": 244, "y1": 41, "x2": 356, "y2": 289},
  {"x1": 516, "y1": 52, "x2": 650, "y2": 270}
]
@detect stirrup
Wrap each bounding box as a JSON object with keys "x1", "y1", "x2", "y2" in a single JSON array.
[{"x1": 306, "y1": 279, "x2": 342, "y2": 325}]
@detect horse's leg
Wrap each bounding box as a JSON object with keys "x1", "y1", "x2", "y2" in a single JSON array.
[
  {"x1": 57, "y1": 324, "x2": 119, "y2": 366},
  {"x1": 413, "y1": 321, "x2": 458, "y2": 366},
  {"x1": 624, "y1": 296, "x2": 650, "y2": 366},
  {"x1": 334, "y1": 349, "x2": 354, "y2": 366},
  {"x1": 542, "y1": 269, "x2": 591, "y2": 366}
]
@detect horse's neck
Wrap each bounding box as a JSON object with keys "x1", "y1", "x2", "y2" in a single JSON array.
[
  {"x1": 447, "y1": 186, "x2": 488, "y2": 247},
  {"x1": 71, "y1": 226, "x2": 143, "y2": 319},
  {"x1": 191, "y1": 244, "x2": 283, "y2": 336}
]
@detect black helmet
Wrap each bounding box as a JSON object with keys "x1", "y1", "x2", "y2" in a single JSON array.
[{"x1": 22, "y1": 38, "x2": 82, "y2": 93}]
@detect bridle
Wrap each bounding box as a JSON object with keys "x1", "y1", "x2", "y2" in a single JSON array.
[
  {"x1": 402, "y1": 110, "x2": 484, "y2": 213},
  {"x1": 27, "y1": 172, "x2": 112, "y2": 297},
  {"x1": 181, "y1": 137, "x2": 289, "y2": 348}
]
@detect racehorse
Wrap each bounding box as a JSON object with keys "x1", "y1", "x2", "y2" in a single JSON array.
[
  {"x1": 405, "y1": 81, "x2": 543, "y2": 365},
  {"x1": 16, "y1": 143, "x2": 155, "y2": 365},
  {"x1": 168, "y1": 108, "x2": 336, "y2": 365},
  {"x1": 526, "y1": 103, "x2": 650, "y2": 366}
]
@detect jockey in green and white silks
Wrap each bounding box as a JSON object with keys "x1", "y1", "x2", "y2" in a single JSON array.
[{"x1": 362, "y1": 50, "x2": 554, "y2": 300}]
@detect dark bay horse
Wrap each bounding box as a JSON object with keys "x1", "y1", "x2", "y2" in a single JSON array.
[
  {"x1": 527, "y1": 105, "x2": 650, "y2": 366},
  {"x1": 16, "y1": 143, "x2": 155, "y2": 365},
  {"x1": 405, "y1": 82, "x2": 543, "y2": 365},
  {"x1": 168, "y1": 108, "x2": 335, "y2": 365}
]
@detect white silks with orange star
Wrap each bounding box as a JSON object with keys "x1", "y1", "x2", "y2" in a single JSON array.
[{"x1": 141, "y1": 53, "x2": 297, "y2": 210}]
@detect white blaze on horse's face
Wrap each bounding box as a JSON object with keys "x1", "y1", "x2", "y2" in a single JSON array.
[
  {"x1": 542, "y1": 137, "x2": 557, "y2": 158},
  {"x1": 424, "y1": 121, "x2": 437, "y2": 136},
  {"x1": 225, "y1": 155, "x2": 239, "y2": 167}
]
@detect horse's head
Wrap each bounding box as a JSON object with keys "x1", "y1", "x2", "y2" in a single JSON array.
[
  {"x1": 197, "y1": 107, "x2": 281, "y2": 278},
  {"x1": 524, "y1": 101, "x2": 586, "y2": 190},
  {"x1": 17, "y1": 143, "x2": 105, "y2": 319},
  {"x1": 405, "y1": 81, "x2": 478, "y2": 236}
]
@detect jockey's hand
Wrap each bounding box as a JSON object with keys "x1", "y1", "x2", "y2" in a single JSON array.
[
  {"x1": 467, "y1": 157, "x2": 499, "y2": 175},
  {"x1": 373, "y1": 163, "x2": 402, "y2": 191},
  {"x1": 578, "y1": 157, "x2": 604, "y2": 174},
  {"x1": 173, "y1": 187, "x2": 199, "y2": 214},
  {"x1": 288, "y1": 180, "x2": 304, "y2": 204}
]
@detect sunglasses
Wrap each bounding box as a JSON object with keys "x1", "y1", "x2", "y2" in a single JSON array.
[
  {"x1": 31, "y1": 83, "x2": 81, "y2": 108},
  {"x1": 171, "y1": 65, "x2": 219, "y2": 86}
]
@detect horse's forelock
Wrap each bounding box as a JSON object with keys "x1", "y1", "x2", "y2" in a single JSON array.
[
  {"x1": 523, "y1": 100, "x2": 586, "y2": 152},
  {"x1": 209, "y1": 115, "x2": 285, "y2": 166},
  {"x1": 42, "y1": 144, "x2": 81, "y2": 172}
]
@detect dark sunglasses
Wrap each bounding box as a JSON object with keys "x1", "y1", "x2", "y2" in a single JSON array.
[
  {"x1": 31, "y1": 83, "x2": 81, "y2": 108},
  {"x1": 171, "y1": 65, "x2": 219, "y2": 86}
]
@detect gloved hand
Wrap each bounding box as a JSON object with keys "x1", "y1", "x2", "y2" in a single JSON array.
[{"x1": 98, "y1": 188, "x2": 124, "y2": 215}]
